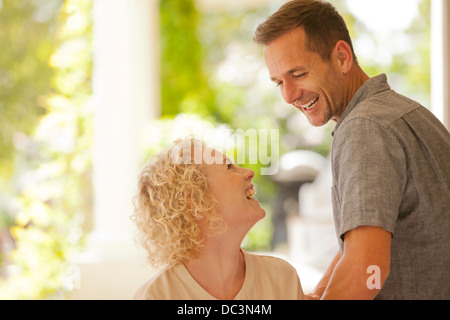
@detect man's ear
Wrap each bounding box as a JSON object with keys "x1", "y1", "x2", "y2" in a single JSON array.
[{"x1": 333, "y1": 40, "x2": 353, "y2": 74}]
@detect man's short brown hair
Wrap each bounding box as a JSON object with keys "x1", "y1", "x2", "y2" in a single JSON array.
[{"x1": 254, "y1": 0, "x2": 358, "y2": 64}]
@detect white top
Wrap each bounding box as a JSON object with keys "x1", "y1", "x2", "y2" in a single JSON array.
[{"x1": 134, "y1": 251, "x2": 305, "y2": 300}]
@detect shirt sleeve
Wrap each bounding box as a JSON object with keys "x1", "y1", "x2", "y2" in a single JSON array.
[{"x1": 332, "y1": 117, "x2": 406, "y2": 243}]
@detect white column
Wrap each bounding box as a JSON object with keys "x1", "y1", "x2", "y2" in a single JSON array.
[
  {"x1": 431, "y1": 0, "x2": 450, "y2": 130},
  {"x1": 70, "y1": 0, "x2": 159, "y2": 299},
  {"x1": 92, "y1": 0, "x2": 159, "y2": 244}
]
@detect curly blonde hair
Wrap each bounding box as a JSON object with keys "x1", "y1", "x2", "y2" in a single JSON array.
[{"x1": 131, "y1": 138, "x2": 225, "y2": 269}]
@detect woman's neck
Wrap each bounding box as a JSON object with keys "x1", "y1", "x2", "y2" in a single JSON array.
[{"x1": 184, "y1": 236, "x2": 246, "y2": 300}]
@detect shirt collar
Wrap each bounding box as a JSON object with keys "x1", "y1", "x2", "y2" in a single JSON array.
[{"x1": 331, "y1": 73, "x2": 391, "y2": 137}]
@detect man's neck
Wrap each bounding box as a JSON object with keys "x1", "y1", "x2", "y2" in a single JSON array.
[{"x1": 335, "y1": 65, "x2": 370, "y2": 123}]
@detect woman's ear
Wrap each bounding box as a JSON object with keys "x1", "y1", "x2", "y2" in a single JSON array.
[{"x1": 333, "y1": 40, "x2": 353, "y2": 74}]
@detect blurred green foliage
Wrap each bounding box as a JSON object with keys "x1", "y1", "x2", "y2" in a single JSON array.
[
  {"x1": 353, "y1": 0, "x2": 431, "y2": 106},
  {"x1": 0, "y1": 0, "x2": 62, "y2": 177},
  {"x1": 0, "y1": 0, "x2": 92, "y2": 299},
  {"x1": 159, "y1": 0, "x2": 216, "y2": 119}
]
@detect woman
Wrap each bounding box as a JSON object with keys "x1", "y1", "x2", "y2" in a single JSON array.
[{"x1": 132, "y1": 138, "x2": 304, "y2": 300}]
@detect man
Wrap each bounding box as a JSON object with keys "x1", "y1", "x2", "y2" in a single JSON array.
[{"x1": 254, "y1": 0, "x2": 450, "y2": 299}]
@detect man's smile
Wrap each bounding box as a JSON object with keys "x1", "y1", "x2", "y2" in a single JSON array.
[{"x1": 295, "y1": 96, "x2": 319, "y2": 111}]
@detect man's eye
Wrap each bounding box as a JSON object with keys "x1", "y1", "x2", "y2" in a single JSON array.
[
  {"x1": 294, "y1": 72, "x2": 307, "y2": 79},
  {"x1": 227, "y1": 163, "x2": 233, "y2": 169},
  {"x1": 275, "y1": 81, "x2": 283, "y2": 87}
]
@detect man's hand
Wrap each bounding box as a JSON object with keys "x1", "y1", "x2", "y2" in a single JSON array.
[{"x1": 305, "y1": 293, "x2": 321, "y2": 300}]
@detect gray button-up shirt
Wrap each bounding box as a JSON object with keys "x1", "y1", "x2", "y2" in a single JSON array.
[{"x1": 331, "y1": 74, "x2": 450, "y2": 299}]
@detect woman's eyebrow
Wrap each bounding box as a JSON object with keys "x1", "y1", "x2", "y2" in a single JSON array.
[{"x1": 223, "y1": 155, "x2": 233, "y2": 164}]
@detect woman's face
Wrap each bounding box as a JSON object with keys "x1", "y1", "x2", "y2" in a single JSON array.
[{"x1": 201, "y1": 148, "x2": 266, "y2": 233}]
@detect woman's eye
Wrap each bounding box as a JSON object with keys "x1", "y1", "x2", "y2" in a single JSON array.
[{"x1": 227, "y1": 163, "x2": 233, "y2": 169}]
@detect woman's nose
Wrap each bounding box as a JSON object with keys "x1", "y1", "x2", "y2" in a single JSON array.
[{"x1": 242, "y1": 167, "x2": 255, "y2": 180}]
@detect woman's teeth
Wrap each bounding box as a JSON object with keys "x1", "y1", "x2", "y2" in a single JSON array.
[
  {"x1": 301, "y1": 97, "x2": 319, "y2": 110},
  {"x1": 246, "y1": 187, "x2": 256, "y2": 200}
]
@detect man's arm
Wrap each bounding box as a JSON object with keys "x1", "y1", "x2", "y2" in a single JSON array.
[
  {"x1": 305, "y1": 251, "x2": 341, "y2": 300},
  {"x1": 321, "y1": 226, "x2": 391, "y2": 299}
]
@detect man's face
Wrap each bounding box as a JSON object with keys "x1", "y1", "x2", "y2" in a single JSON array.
[{"x1": 263, "y1": 27, "x2": 347, "y2": 127}]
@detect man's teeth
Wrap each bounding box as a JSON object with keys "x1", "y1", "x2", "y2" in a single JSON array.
[
  {"x1": 246, "y1": 187, "x2": 256, "y2": 199},
  {"x1": 301, "y1": 97, "x2": 319, "y2": 110}
]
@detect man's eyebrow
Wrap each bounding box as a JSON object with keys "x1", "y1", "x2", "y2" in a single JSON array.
[{"x1": 270, "y1": 75, "x2": 280, "y2": 83}]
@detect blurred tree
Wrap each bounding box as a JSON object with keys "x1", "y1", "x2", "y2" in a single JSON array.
[
  {"x1": 159, "y1": 0, "x2": 217, "y2": 119},
  {"x1": 0, "y1": 0, "x2": 92, "y2": 299},
  {"x1": 0, "y1": 0, "x2": 63, "y2": 177},
  {"x1": 348, "y1": 0, "x2": 431, "y2": 107}
]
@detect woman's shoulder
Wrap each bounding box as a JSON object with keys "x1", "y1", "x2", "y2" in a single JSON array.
[
  {"x1": 133, "y1": 264, "x2": 185, "y2": 300},
  {"x1": 241, "y1": 251, "x2": 305, "y2": 299},
  {"x1": 134, "y1": 263, "x2": 216, "y2": 300}
]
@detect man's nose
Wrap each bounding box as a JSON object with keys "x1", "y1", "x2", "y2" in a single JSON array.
[{"x1": 282, "y1": 81, "x2": 302, "y2": 105}]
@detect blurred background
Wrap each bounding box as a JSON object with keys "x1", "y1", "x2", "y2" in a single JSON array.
[{"x1": 0, "y1": 0, "x2": 448, "y2": 299}]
